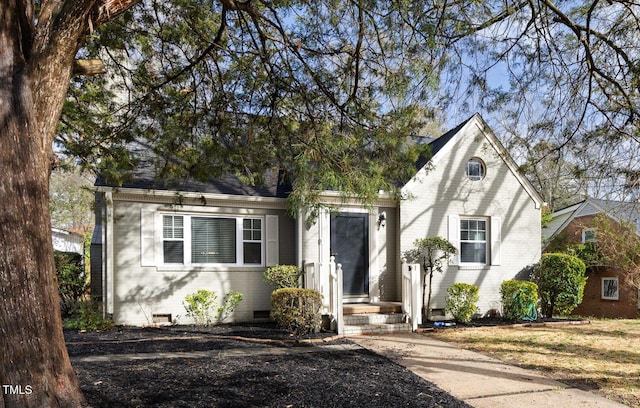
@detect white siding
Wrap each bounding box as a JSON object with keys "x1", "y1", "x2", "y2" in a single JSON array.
[
  {"x1": 108, "y1": 196, "x2": 293, "y2": 325},
  {"x1": 400, "y1": 119, "x2": 541, "y2": 315},
  {"x1": 374, "y1": 207, "x2": 398, "y2": 301},
  {"x1": 52, "y1": 229, "x2": 84, "y2": 254}
]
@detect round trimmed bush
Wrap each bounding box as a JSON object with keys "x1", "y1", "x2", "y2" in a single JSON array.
[
  {"x1": 270, "y1": 288, "x2": 322, "y2": 337},
  {"x1": 264, "y1": 264, "x2": 303, "y2": 289},
  {"x1": 445, "y1": 283, "x2": 479, "y2": 323},
  {"x1": 532, "y1": 253, "x2": 587, "y2": 317}
]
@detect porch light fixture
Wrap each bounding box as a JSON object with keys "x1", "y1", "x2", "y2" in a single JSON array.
[{"x1": 378, "y1": 212, "x2": 386, "y2": 229}]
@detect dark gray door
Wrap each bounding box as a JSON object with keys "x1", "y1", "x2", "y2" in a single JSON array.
[{"x1": 330, "y1": 213, "x2": 369, "y2": 297}]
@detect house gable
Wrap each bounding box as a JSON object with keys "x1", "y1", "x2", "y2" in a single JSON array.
[
  {"x1": 544, "y1": 198, "x2": 640, "y2": 245},
  {"x1": 404, "y1": 113, "x2": 544, "y2": 209},
  {"x1": 399, "y1": 113, "x2": 543, "y2": 315}
]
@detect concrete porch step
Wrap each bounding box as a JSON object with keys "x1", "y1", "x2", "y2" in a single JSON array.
[
  {"x1": 343, "y1": 302, "x2": 402, "y2": 315},
  {"x1": 343, "y1": 312, "x2": 406, "y2": 326},
  {"x1": 340, "y1": 302, "x2": 411, "y2": 336},
  {"x1": 343, "y1": 322, "x2": 413, "y2": 336}
]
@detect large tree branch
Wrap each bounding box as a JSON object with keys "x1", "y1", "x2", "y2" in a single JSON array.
[
  {"x1": 93, "y1": 0, "x2": 142, "y2": 25},
  {"x1": 345, "y1": 0, "x2": 365, "y2": 107},
  {"x1": 444, "y1": 1, "x2": 530, "y2": 43},
  {"x1": 538, "y1": 0, "x2": 636, "y2": 120}
]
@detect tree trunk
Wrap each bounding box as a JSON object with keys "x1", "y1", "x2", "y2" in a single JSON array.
[
  {"x1": 0, "y1": 63, "x2": 87, "y2": 408},
  {"x1": 424, "y1": 268, "x2": 433, "y2": 320},
  {"x1": 0, "y1": 2, "x2": 96, "y2": 406}
]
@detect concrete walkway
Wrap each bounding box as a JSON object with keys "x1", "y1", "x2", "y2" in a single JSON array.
[{"x1": 351, "y1": 332, "x2": 626, "y2": 408}]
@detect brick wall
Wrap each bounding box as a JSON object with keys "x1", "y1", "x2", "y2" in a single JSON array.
[{"x1": 548, "y1": 215, "x2": 639, "y2": 318}]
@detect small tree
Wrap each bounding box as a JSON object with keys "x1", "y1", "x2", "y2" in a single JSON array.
[
  {"x1": 532, "y1": 253, "x2": 587, "y2": 317},
  {"x1": 587, "y1": 214, "x2": 640, "y2": 291},
  {"x1": 404, "y1": 237, "x2": 457, "y2": 319}
]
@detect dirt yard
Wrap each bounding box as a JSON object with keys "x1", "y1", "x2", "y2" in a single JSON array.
[{"x1": 66, "y1": 323, "x2": 470, "y2": 408}]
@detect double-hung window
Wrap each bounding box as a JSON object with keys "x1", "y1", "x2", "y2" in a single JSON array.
[
  {"x1": 161, "y1": 214, "x2": 263, "y2": 266},
  {"x1": 602, "y1": 277, "x2": 619, "y2": 300},
  {"x1": 243, "y1": 219, "x2": 262, "y2": 264},
  {"x1": 582, "y1": 228, "x2": 597, "y2": 243},
  {"x1": 460, "y1": 218, "x2": 487, "y2": 264},
  {"x1": 163, "y1": 215, "x2": 184, "y2": 264}
]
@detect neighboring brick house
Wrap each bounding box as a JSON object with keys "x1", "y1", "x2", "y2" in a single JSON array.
[{"x1": 543, "y1": 198, "x2": 640, "y2": 318}]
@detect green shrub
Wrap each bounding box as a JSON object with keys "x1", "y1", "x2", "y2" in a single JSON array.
[
  {"x1": 183, "y1": 289, "x2": 218, "y2": 326},
  {"x1": 215, "y1": 290, "x2": 244, "y2": 323},
  {"x1": 264, "y1": 264, "x2": 303, "y2": 289},
  {"x1": 183, "y1": 289, "x2": 244, "y2": 325},
  {"x1": 532, "y1": 253, "x2": 587, "y2": 317},
  {"x1": 270, "y1": 288, "x2": 322, "y2": 337},
  {"x1": 54, "y1": 251, "x2": 87, "y2": 318},
  {"x1": 64, "y1": 301, "x2": 113, "y2": 331},
  {"x1": 500, "y1": 280, "x2": 539, "y2": 321},
  {"x1": 445, "y1": 283, "x2": 479, "y2": 323}
]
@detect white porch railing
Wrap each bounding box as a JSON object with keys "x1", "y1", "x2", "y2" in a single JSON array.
[
  {"x1": 328, "y1": 257, "x2": 343, "y2": 335},
  {"x1": 304, "y1": 256, "x2": 343, "y2": 335},
  {"x1": 402, "y1": 261, "x2": 422, "y2": 331},
  {"x1": 303, "y1": 262, "x2": 320, "y2": 298}
]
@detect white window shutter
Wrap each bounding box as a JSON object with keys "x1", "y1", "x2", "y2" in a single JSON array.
[
  {"x1": 448, "y1": 215, "x2": 460, "y2": 265},
  {"x1": 491, "y1": 216, "x2": 501, "y2": 265},
  {"x1": 140, "y1": 209, "x2": 156, "y2": 266},
  {"x1": 265, "y1": 215, "x2": 279, "y2": 267}
]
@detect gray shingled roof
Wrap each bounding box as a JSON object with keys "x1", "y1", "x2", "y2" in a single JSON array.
[
  {"x1": 96, "y1": 169, "x2": 290, "y2": 198},
  {"x1": 96, "y1": 115, "x2": 476, "y2": 198}
]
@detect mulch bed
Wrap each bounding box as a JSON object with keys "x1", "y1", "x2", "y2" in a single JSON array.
[{"x1": 66, "y1": 323, "x2": 471, "y2": 408}]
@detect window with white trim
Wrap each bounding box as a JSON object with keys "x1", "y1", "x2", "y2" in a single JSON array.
[
  {"x1": 602, "y1": 277, "x2": 619, "y2": 300},
  {"x1": 465, "y1": 158, "x2": 486, "y2": 181},
  {"x1": 243, "y1": 218, "x2": 262, "y2": 264},
  {"x1": 163, "y1": 215, "x2": 184, "y2": 264},
  {"x1": 582, "y1": 228, "x2": 597, "y2": 243},
  {"x1": 192, "y1": 217, "x2": 237, "y2": 264},
  {"x1": 161, "y1": 214, "x2": 263, "y2": 266},
  {"x1": 460, "y1": 218, "x2": 487, "y2": 264}
]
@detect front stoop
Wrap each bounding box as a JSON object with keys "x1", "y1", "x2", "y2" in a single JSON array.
[
  {"x1": 343, "y1": 322, "x2": 413, "y2": 336},
  {"x1": 342, "y1": 312, "x2": 413, "y2": 336}
]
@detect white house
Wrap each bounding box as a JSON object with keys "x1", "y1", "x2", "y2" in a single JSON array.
[
  {"x1": 52, "y1": 227, "x2": 84, "y2": 255},
  {"x1": 399, "y1": 115, "x2": 543, "y2": 315},
  {"x1": 92, "y1": 113, "x2": 544, "y2": 331}
]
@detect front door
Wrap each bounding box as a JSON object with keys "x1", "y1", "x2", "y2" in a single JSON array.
[{"x1": 330, "y1": 213, "x2": 369, "y2": 298}]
